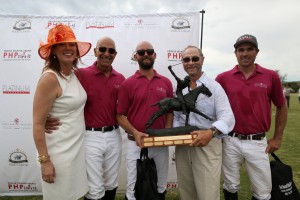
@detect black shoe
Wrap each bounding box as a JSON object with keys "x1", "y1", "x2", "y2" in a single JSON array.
[
  {"x1": 158, "y1": 190, "x2": 166, "y2": 200},
  {"x1": 103, "y1": 187, "x2": 117, "y2": 200},
  {"x1": 223, "y1": 189, "x2": 238, "y2": 200}
]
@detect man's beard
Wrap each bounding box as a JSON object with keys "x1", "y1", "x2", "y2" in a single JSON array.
[{"x1": 138, "y1": 59, "x2": 154, "y2": 70}]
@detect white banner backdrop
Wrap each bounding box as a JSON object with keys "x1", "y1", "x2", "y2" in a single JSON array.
[{"x1": 0, "y1": 12, "x2": 200, "y2": 196}]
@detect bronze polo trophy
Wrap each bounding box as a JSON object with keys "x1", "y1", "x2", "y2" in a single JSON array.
[{"x1": 142, "y1": 65, "x2": 212, "y2": 147}]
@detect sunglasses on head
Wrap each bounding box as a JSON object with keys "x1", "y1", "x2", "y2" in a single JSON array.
[
  {"x1": 98, "y1": 47, "x2": 116, "y2": 54},
  {"x1": 182, "y1": 56, "x2": 200, "y2": 63},
  {"x1": 136, "y1": 49, "x2": 155, "y2": 56}
]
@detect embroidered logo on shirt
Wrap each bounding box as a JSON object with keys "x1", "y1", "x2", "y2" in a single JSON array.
[
  {"x1": 254, "y1": 83, "x2": 267, "y2": 88},
  {"x1": 156, "y1": 87, "x2": 167, "y2": 93}
]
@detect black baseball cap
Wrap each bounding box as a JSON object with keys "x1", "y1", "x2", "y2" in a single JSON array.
[{"x1": 234, "y1": 34, "x2": 258, "y2": 49}]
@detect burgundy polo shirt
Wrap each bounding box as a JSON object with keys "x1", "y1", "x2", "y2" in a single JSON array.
[
  {"x1": 79, "y1": 62, "x2": 125, "y2": 127},
  {"x1": 216, "y1": 64, "x2": 285, "y2": 135},
  {"x1": 117, "y1": 70, "x2": 173, "y2": 133}
]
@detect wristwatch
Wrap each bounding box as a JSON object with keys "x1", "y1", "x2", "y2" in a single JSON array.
[{"x1": 210, "y1": 127, "x2": 222, "y2": 137}]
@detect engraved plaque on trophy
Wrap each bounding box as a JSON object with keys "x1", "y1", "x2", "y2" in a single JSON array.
[{"x1": 143, "y1": 126, "x2": 199, "y2": 147}]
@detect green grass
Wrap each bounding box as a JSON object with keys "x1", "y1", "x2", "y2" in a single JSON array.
[{"x1": 1, "y1": 94, "x2": 299, "y2": 200}]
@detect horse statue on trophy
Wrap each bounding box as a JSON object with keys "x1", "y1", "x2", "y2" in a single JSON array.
[{"x1": 145, "y1": 65, "x2": 213, "y2": 129}]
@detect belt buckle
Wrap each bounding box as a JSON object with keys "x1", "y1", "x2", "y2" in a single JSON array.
[
  {"x1": 246, "y1": 135, "x2": 251, "y2": 140},
  {"x1": 237, "y1": 134, "x2": 248, "y2": 140},
  {"x1": 237, "y1": 134, "x2": 243, "y2": 140},
  {"x1": 102, "y1": 126, "x2": 107, "y2": 133}
]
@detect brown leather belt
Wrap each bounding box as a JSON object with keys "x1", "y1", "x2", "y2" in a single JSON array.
[
  {"x1": 86, "y1": 125, "x2": 119, "y2": 133},
  {"x1": 229, "y1": 131, "x2": 265, "y2": 140}
]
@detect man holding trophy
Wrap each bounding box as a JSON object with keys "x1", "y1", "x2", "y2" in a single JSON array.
[
  {"x1": 173, "y1": 46, "x2": 235, "y2": 200},
  {"x1": 117, "y1": 44, "x2": 234, "y2": 200}
]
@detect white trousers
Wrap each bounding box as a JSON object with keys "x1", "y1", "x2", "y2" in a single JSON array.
[
  {"x1": 126, "y1": 140, "x2": 169, "y2": 200},
  {"x1": 84, "y1": 129, "x2": 122, "y2": 199},
  {"x1": 222, "y1": 136, "x2": 271, "y2": 200}
]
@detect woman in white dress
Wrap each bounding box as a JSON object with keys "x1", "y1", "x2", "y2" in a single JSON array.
[{"x1": 33, "y1": 25, "x2": 91, "y2": 200}]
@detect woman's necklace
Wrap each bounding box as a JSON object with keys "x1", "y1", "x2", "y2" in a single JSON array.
[{"x1": 61, "y1": 71, "x2": 73, "y2": 83}]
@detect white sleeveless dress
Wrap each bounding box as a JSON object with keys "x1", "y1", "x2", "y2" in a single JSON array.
[{"x1": 41, "y1": 70, "x2": 88, "y2": 200}]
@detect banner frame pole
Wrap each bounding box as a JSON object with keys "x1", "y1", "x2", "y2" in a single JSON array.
[{"x1": 199, "y1": 9, "x2": 205, "y2": 49}]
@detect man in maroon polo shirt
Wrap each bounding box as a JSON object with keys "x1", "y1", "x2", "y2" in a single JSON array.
[
  {"x1": 216, "y1": 34, "x2": 288, "y2": 200},
  {"x1": 116, "y1": 41, "x2": 173, "y2": 200},
  {"x1": 80, "y1": 37, "x2": 125, "y2": 200},
  {"x1": 46, "y1": 36, "x2": 125, "y2": 200}
]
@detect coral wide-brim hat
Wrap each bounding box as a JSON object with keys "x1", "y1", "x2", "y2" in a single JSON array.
[{"x1": 38, "y1": 24, "x2": 92, "y2": 60}]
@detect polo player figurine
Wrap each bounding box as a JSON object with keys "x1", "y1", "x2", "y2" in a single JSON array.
[{"x1": 145, "y1": 65, "x2": 212, "y2": 136}]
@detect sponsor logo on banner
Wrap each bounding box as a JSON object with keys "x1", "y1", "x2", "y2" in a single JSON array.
[
  {"x1": 2, "y1": 50, "x2": 31, "y2": 61},
  {"x1": 12, "y1": 19, "x2": 31, "y2": 32},
  {"x1": 2, "y1": 84, "x2": 30, "y2": 94},
  {"x1": 86, "y1": 20, "x2": 114, "y2": 29},
  {"x1": 171, "y1": 17, "x2": 191, "y2": 32},
  {"x1": 9, "y1": 148, "x2": 28, "y2": 166},
  {"x1": 1, "y1": 117, "x2": 32, "y2": 130},
  {"x1": 130, "y1": 50, "x2": 139, "y2": 66},
  {"x1": 167, "y1": 50, "x2": 182, "y2": 61},
  {"x1": 124, "y1": 18, "x2": 157, "y2": 30},
  {"x1": 130, "y1": 51, "x2": 136, "y2": 61},
  {"x1": 8, "y1": 182, "x2": 38, "y2": 192},
  {"x1": 46, "y1": 20, "x2": 76, "y2": 29},
  {"x1": 167, "y1": 182, "x2": 178, "y2": 189}
]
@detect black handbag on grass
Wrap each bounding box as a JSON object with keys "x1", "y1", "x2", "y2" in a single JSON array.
[
  {"x1": 270, "y1": 152, "x2": 300, "y2": 200},
  {"x1": 134, "y1": 148, "x2": 159, "y2": 200}
]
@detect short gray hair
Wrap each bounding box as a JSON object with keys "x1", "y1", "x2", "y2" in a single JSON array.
[{"x1": 182, "y1": 45, "x2": 204, "y2": 57}]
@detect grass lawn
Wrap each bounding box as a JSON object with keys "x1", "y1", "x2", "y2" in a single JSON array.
[{"x1": 1, "y1": 94, "x2": 299, "y2": 200}]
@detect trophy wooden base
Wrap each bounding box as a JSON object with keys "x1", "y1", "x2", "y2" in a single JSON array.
[
  {"x1": 142, "y1": 133, "x2": 197, "y2": 147},
  {"x1": 142, "y1": 125, "x2": 199, "y2": 147}
]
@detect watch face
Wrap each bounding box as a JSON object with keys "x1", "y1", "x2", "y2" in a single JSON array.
[
  {"x1": 213, "y1": 131, "x2": 218, "y2": 137},
  {"x1": 210, "y1": 128, "x2": 216, "y2": 137},
  {"x1": 211, "y1": 127, "x2": 221, "y2": 137}
]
